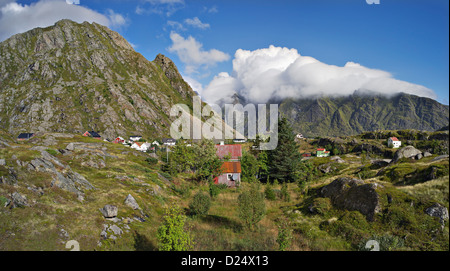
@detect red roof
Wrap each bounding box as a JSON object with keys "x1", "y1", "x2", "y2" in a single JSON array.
[
  {"x1": 317, "y1": 148, "x2": 325, "y2": 151},
  {"x1": 220, "y1": 162, "x2": 242, "y2": 173},
  {"x1": 389, "y1": 137, "x2": 399, "y2": 141},
  {"x1": 215, "y1": 144, "x2": 242, "y2": 160}
]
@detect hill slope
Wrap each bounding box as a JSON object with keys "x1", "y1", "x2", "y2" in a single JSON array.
[
  {"x1": 278, "y1": 92, "x2": 449, "y2": 137},
  {"x1": 0, "y1": 19, "x2": 196, "y2": 140}
]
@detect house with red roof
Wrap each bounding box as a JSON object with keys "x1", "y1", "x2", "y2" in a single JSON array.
[
  {"x1": 387, "y1": 137, "x2": 402, "y2": 148},
  {"x1": 214, "y1": 144, "x2": 242, "y2": 187},
  {"x1": 316, "y1": 148, "x2": 330, "y2": 157}
]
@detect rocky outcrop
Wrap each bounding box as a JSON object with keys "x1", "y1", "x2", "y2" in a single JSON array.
[
  {"x1": 425, "y1": 203, "x2": 449, "y2": 226},
  {"x1": 27, "y1": 150, "x2": 94, "y2": 200},
  {"x1": 392, "y1": 146, "x2": 423, "y2": 162},
  {"x1": 124, "y1": 194, "x2": 140, "y2": 210},
  {"x1": 320, "y1": 177, "x2": 382, "y2": 221}
]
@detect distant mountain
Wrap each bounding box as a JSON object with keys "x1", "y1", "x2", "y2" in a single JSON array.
[
  {"x1": 277, "y1": 92, "x2": 449, "y2": 137},
  {"x1": 0, "y1": 19, "x2": 197, "y2": 140}
]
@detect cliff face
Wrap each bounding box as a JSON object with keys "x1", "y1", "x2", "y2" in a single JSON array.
[{"x1": 0, "y1": 19, "x2": 196, "y2": 140}]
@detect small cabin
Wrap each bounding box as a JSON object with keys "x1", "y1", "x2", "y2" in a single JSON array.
[
  {"x1": 129, "y1": 136, "x2": 142, "y2": 142},
  {"x1": 162, "y1": 138, "x2": 176, "y2": 146},
  {"x1": 83, "y1": 131, "x2": 101, "y2": 139},
  {"x1": 387, "y1": 137, "x2": 401, "y2": 148},
  {"x1": 17, "y1": 133, "x2": 35, "y2": 141},
  {"x1": 316, "y1": 148, "x2": 330, "y2": 157},
  {"x1": 214, "y1": 161, "x2": 241, "y2": 187}
]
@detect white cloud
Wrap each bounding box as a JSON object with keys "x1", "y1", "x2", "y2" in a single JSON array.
[
  {"x1": 202, "y1": 45, "x2": 437, "y2": 105},
  {"x1": 167, "y1": 31, "x2": 230, "y2": 74},
  {"x1": 0, "y1": 0, "x2": 127, "y2": 41},
  {"x1": 184, "y1": 17, "x2": 209, "y2": 29}
]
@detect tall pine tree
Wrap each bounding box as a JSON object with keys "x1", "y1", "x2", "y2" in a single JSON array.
[{"x1": 268, "y1": 117, "x2": 301, "y2": 183}]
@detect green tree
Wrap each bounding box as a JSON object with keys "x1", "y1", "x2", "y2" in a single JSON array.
[
  {"x1": 238, "y1": 184, "x2": 266, "y2": 230},
  {"x1": 192, "y1": 139, "x2": 223, "y2": 181},
  {"x1": 189, "y1": 192, "x2": 211, "y2": 216},
  {"x1": 241, "y1": 151, "x2": 259, "y2": 182},
  {"x1": 157, "y1": 205, "x2": 194, "y2": 251},
  {"x1": 268, "y1": 117, "x2": 301, "y2": 183}
]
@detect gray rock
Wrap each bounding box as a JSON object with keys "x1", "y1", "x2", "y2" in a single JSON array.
[
  {"x1": 108, "y1": 224, "x2": 123, "y2": 236},
  {"x1": 124, "y1": 194, "x2": 140, "y2": 210},
  {"x1": 100, "y1": 205, "x2": 118, "y2": 218},
  {"x1": 0, "y1": 158, "x2": 5, "y2": 166},
  {"x1": 425, "y1": 203, "x2": 449, "y2": 225},
  {"x1": 415, "y1": 153, "x2": 423, "y2": 160},
  {"x1": 392, "y1": 146, "x2": 422, "y2": 162},
  {"x1": 66, "y1": 143, "x2": 75, "y2": 151},
  {"x1": 11, "y1": 192, "x2": 29, "y2": 208},
  {"x1": 320, "y1": 177, "x2": 381, "y2": 221},
  {"x1": 423, "y1": 151, "x2": 432, "y2": 157},
  {"x1": 432, "y1": 155, "x2": 449, "y2": 162}
]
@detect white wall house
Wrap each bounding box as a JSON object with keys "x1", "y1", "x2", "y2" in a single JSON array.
[
  {"x1": 129, "y1": 136, "x2": 142, "y2": 142},
  {"x1": 387, "y1": 137, "x2": 402, "y2": 148},
  {"x1": 131, "y1": 142, "x2": 152, "y2": 152}
]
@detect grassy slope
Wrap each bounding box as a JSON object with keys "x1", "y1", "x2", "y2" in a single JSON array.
[{"x1": 0, "y1": 132, "x2": 448, "y2": 251}]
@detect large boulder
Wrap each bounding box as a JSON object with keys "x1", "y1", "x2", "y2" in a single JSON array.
[
  {"x1": 320, "y1": 177, "x2": 382, "y2": 221},
  {"x1": 392, "y1": 146, "x2": 422, "y2": 162},
  {"x1": 425, "y1": 203, "x2": 449, "y2": 226},
  {"x1": 124, "y1": 194, "x2": 140, "y2": 210},
  {"x1": 100, "y1": 205, "x2": 118, "y2": 218}
]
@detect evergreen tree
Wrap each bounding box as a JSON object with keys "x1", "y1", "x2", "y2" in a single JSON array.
[{"x1": 268, "y1": 117, "x2": 301, "y2": 183}]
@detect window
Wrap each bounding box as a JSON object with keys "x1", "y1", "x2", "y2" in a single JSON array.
[{"x1": 227, "y1": 174, "x2": 234, "y2": 181}]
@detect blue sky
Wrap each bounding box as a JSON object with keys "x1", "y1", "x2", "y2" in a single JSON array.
[{"x1": 1, "y1": 0, "x2": 449, "y2": 104}]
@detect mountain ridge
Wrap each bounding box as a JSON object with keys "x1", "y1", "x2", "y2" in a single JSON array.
[{"x1": 0, "y1": 19, "x2": 196, "y2": 140}]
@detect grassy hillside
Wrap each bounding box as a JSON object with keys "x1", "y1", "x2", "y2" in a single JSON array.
[{"x1": 0, "y1": 129, "x2": 448, "y2": 251}]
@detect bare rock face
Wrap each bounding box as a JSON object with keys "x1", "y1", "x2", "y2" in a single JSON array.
[{"x1": 320, "y1": 177, "x2": 382, "y2": 221}]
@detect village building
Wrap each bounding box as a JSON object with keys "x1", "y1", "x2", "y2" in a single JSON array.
[
  {"x1": 233, "y1": 138, "x2": 246, "y2": 143},
  {"x1": 214, "y1": 144, "x2": 242, "y2": 187},
  {"x1": 131, "y1": 142, "x2": 152, "y2": 152},
  {"x1": 17, "y1": 133, "x2": 35, "y2": 141},
  {"x1": 83, "y1": 131, "x2": 101, "y2": 139},
  {"x1": 162, "y1": 138, "x2": 176, "y2": 146},
  {"x1": 151, "y1": 140, "x2": 160, "y2": 146},
  {"x1": 316, "y1": 148, "x2": 330, "y2": 157},
  {"x1": 296, "y1": 133, "x2": 304, "y2": 139},
  {"x1": 387, "y1": 137, "x2": 402, "y2": 148},
  {"x1": 129, "y1": 135, "x2": 142, "y2": 142},
  {"x1": 113, "y1": 137, "x2": 125, "y2": 144}
]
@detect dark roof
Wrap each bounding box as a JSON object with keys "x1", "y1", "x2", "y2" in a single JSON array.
[
  {"x1": 163, "y1": 138, "x2": 176, "y2": 143},
  {"x1": 88, "y1": 131, "x2": 101, "y2": 137},
  {"x1": 17, "y1": 133, "x2": 34, "y2": 139}
]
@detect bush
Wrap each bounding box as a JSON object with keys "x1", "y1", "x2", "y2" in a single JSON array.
[
  {"x1": 309, "y1": 197, "x2": 332, "y2": 215},
  {"x1": 189, "y1": 192, "x2": 211, "y2": 216},
  {"x1": 157, "y1": 205, "x2": 194, "y2": 251},
  {"x1": 264, "y1": 184, "x2": 276, "y2": 201},
  {"x1": 238, "y1": 184, "x2": 266, "y2": 230},
  {"x1": 145, "y1": 157, "x2": 158, "y2": 165},
  {"x1": 280, "y1": 183, "x2": 290, "y2": 202}
]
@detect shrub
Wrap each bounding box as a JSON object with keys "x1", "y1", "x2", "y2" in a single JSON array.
[
  {"x1": 309, "y1": 197, "x2": 332, "y2": 215},
  {"x1": 277, "y1": 220, "x2": 293, "y2": 251},
  {"x1": 280, "y1": 183, "x2": 290, "y2": 202},
  {"x1": 189, "y1": 192, "x2": 211, "y2": 216},
  {"x1": 157, "y1": 205, "x2": 194, "y2": 251},
  {"x1": 264, "y1": 184, "x2": 276, "y2": 201},
  {"x1": 145, "y1": 157, "x2": 158, "y2": 165},
  {"x1": 238, "y1": 184, "x2": 266, "y2": 230}
]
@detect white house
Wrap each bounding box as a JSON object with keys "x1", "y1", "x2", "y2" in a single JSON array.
[
  {"x1": 162, "y1": 138, "x2": 176, "y2": 146},
  {"x1": 296, "y1": 133, "x2": 304, "y2": 139},
  {"x1": 151, "y1": 140, "x2": 160, "y2": 146},
  {"x1": 129, "y1": 135, "x2": 142, "y2": 142},
  {"x1": 131, "y1": 142, "x2": 152, "y2": 152},
  {"x1": 387, "y1": 137, "x2": 402, "y2": 148}
]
